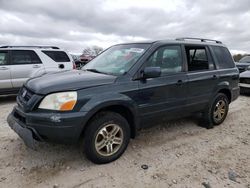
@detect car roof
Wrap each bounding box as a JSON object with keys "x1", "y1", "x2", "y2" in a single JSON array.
[{"x1": 0, "y1": 46, "x2": 62, "y2": 51}]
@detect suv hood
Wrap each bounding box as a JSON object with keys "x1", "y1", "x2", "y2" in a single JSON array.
[{"x1": 25, "y1": 70, "x2": 117, "y2": 95}]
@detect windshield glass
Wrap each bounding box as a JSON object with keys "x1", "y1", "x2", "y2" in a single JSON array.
[
  {"x1": 239, "y1": 56, "x2": 250, "y2": 63},
  {"x1": 83, "y1": 44, "x2": 150, "y2": 75}
]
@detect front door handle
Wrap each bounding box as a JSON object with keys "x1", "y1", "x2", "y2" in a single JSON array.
[
  {"x1": 0, "y1": 67, "x2": 9, "y2": 70},
  {"x1": 33, "y1": 65, "x2": 41, "y2": 68}
]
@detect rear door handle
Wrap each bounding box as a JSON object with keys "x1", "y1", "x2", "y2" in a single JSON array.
[
  {"x1": 33, "y1": 65, "x2": 41, "y2": 68},
  {"x1": 212, "y1": 75, "x2": 218, "y2": 79},
  {"x1": 176, "y1": 80, "x2": 183, "y2": 86},
  {"x1": 0, "y1": 67, "x2": 9, "y2": 70}
]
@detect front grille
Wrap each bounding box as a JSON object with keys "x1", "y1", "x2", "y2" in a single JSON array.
[
  {"x1": 19, "y1": 87, "x2": 34, "y2": 103},
  {"x1": 240, "y1": 78, "x2": 250, "y2": 84}
]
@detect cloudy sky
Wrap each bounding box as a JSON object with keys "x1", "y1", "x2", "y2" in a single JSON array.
[{"x1": 0, "y1": 0, "x2": 249, "y2": 54}]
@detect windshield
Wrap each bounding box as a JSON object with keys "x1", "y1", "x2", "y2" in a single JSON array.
[
  {"x1": 239, "y1": 56, "x2": 250, "y2": 63},
  {"x1": 83, "y1": 44, "x2": 150, "y2": 75}
]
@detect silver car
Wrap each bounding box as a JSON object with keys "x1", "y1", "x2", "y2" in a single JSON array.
[
  {"x1": 239, "y1": 70, "x2": 250, "y2": 94},
  {"x1": 0, "y1": 46, "x2": 75, "y2": 95}
]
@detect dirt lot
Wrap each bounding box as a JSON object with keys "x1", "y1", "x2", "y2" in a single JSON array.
[{"x1": 0, "y1": 95, "x2": 249, "y2": 188}]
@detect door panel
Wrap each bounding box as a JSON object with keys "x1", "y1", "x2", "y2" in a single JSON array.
[
  {"x1": 137, "y1": 45, "x2": 188, "y2": 127},
  {"x1": 138, "y1": 73, "x2": 188, "y2": 122},
  {"x1": 10, "y1": 64, "x2": 44, "y2": 88},
  {"x1": 0, "y1": 51, "x2": 12, "y2": 89},
  {"x1": 10, "y1": 50, "x2": 45, "y2": 88},
  {"x1": 184, "y1": 45, "x2": 219, "y2": 112},
  {"x1": 186, "y1": 70, "x2": 219, "y2": 112}
]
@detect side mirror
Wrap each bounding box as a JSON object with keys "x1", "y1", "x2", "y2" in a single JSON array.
[{"x1": 142, "y1": 67, "x2": 161, "y2": 79}]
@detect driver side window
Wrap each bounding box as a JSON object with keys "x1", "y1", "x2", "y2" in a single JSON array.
[{"x1": 145, "y1": 45, "x2": 183, "y2": 74}]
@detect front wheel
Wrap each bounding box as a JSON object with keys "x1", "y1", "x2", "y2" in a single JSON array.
[
  {"x1": 202, "y1": 93, "x2": 229, "y2": 128},
  {"x1": 83, "y1": 111, "x2": 130, "y2": 164}
]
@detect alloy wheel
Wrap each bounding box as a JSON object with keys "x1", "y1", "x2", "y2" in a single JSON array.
[
  {"x1": 95, "y1": 124, "x2": 124, "y2": 157},
  {"x1": 213, "y1": 99, "x2": 226, "y2": 123}
]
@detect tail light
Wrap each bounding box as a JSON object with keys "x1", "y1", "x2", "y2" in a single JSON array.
[{"x1": 73, "y1": 62, "x2": 76, "y2": 69}]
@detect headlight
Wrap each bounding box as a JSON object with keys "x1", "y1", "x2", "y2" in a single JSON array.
[
  {"x1": 39, "y1": 91, "x2": 77, "y2": 111},
  {"x1": 247, "y1": 66, "x2": 250, "y2": 70}
]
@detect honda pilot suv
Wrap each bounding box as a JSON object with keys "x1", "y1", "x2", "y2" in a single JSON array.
[
  {"x1": 0, "y1": 46, "x2": 74, "y2": 95},
  {"x1": 7, "y1": 38, "x2": 239, "y2": 164}
]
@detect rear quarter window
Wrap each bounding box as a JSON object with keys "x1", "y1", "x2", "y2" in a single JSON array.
[
  {"x1": 42, "y1": 51, "x2": 70, "y2": 62},
  {"x1": 211, "y1": 46, "x2": 235, "y2": 69}
]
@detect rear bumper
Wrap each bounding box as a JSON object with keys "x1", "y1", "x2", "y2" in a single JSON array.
[
  {"x1": 231, "y1": 86, "x2": 240, "y2": 101},
  {"x1": 7, "y1": 106, "x2": 88, "y2": 148}
]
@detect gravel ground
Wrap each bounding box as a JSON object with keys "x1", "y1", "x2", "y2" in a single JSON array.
[{"x1": 0, "y1": 95, "x2": 249, "y2": 188}]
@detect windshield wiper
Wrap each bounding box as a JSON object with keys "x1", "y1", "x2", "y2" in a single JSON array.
[
  {"x1": 84, "y1": 68, "x2": 116, "y2": 76},
  {"x1": 84, "y1": 69, "x2": 103, "y2": 74}
]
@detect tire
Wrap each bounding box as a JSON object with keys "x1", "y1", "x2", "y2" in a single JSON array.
[
  {"x1": 202, "y1": 93, "x2": 229, "y2": 128},
  {"x1": 83, "y1": 111, "x2": 130, "y2": 164}
]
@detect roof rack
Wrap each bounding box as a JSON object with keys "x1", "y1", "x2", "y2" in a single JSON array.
[
  {"x1": 0, "y1": 46, "x2": 60, "y2": 49},
  {"x1": 176, "y1": 37, "x2": 222, "y2": 44}
]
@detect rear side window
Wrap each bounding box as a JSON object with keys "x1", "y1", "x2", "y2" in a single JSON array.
[
  {"x1": 11, "y1": 50, "x2": 42, "y2": 64},
  {"x1": 185, "y1": 46, "x2": 209, "y2": 71},
  {"x1": 42, "y1": 51, "x2": 70, "y2": 62},
  {"x1": 211, "y1": 46, "x2": 235, "y2": 69}
]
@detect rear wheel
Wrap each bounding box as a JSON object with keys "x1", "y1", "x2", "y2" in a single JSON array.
[
  {"x1": 202, "y1": 93, "x2": 229, "y2": 128},
  {"x1": 83, "y1": 111, "x2": 130, "y2": 164}
]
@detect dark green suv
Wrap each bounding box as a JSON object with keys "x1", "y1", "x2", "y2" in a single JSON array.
[{"x1": 8, "y1": 38, "x2": 240, "y2": 164}]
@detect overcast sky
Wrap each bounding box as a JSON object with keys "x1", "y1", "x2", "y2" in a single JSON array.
[{"x1": 0, "y1": 0, "x2": 249, "y2": 54}]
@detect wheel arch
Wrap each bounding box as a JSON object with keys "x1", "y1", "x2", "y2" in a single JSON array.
[
  {"x1": 79, "y1": 101, "x2": 138, "y2": 141},
  {"x1": 215, "y1": 81, "x2": 232, "y2": 103},
  {"x1": 218, "y1": 88, "x2": 231, "y2": 103}
]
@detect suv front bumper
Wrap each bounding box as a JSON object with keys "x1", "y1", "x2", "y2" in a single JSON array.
[
  {"x1": 7, "y1": 106, "x2": 88, "y2": 148},
  {"x1": 7, "y1": 114, "x2": 37, "y2": 149}
]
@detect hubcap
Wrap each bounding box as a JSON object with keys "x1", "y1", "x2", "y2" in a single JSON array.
[
  {"x1": 95, "y1": 124, "x2": 123, "y2": 157},
  {"x1": 213, "y1": 99, "x2": 226, "y2": 123}
]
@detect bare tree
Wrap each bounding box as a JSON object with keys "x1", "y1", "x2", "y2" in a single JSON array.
[
  {"x1": 82, "y1": 47, "x2": 93, "y2": 56},
  {"x1": 82, "y1": 46, "x2": 103, "y2": 56},
  {"x1": 92, "y1": 45, "x2": 103, "y2": 56}
]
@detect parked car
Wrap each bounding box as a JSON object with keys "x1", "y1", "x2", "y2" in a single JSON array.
[
  {"x1": 236, "y1": 55, "x2": 250, "y2": 73},
  {"x1": 239, "y1": 70, "x2": 250, "y2": 94},
  {"x1": 7, "y1": 38, "x2": 239, "y2": 164},
  {"x1": 71, "y1": 54, "x2": 95, "y2": 69},
  {"x1": 0, "y1": 46, "x2": 75, "y2": 95},
  {"x1": 75, "y1": 54, "x2": 95, "y2": 69}
]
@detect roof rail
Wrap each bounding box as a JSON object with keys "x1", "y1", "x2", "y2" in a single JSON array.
[
  {"x1": 0, "y1": 46, "x2": 60, "y2": 49},
  {"x1": 176, "y1": 37, "x2": 222, "y2": 44}
]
